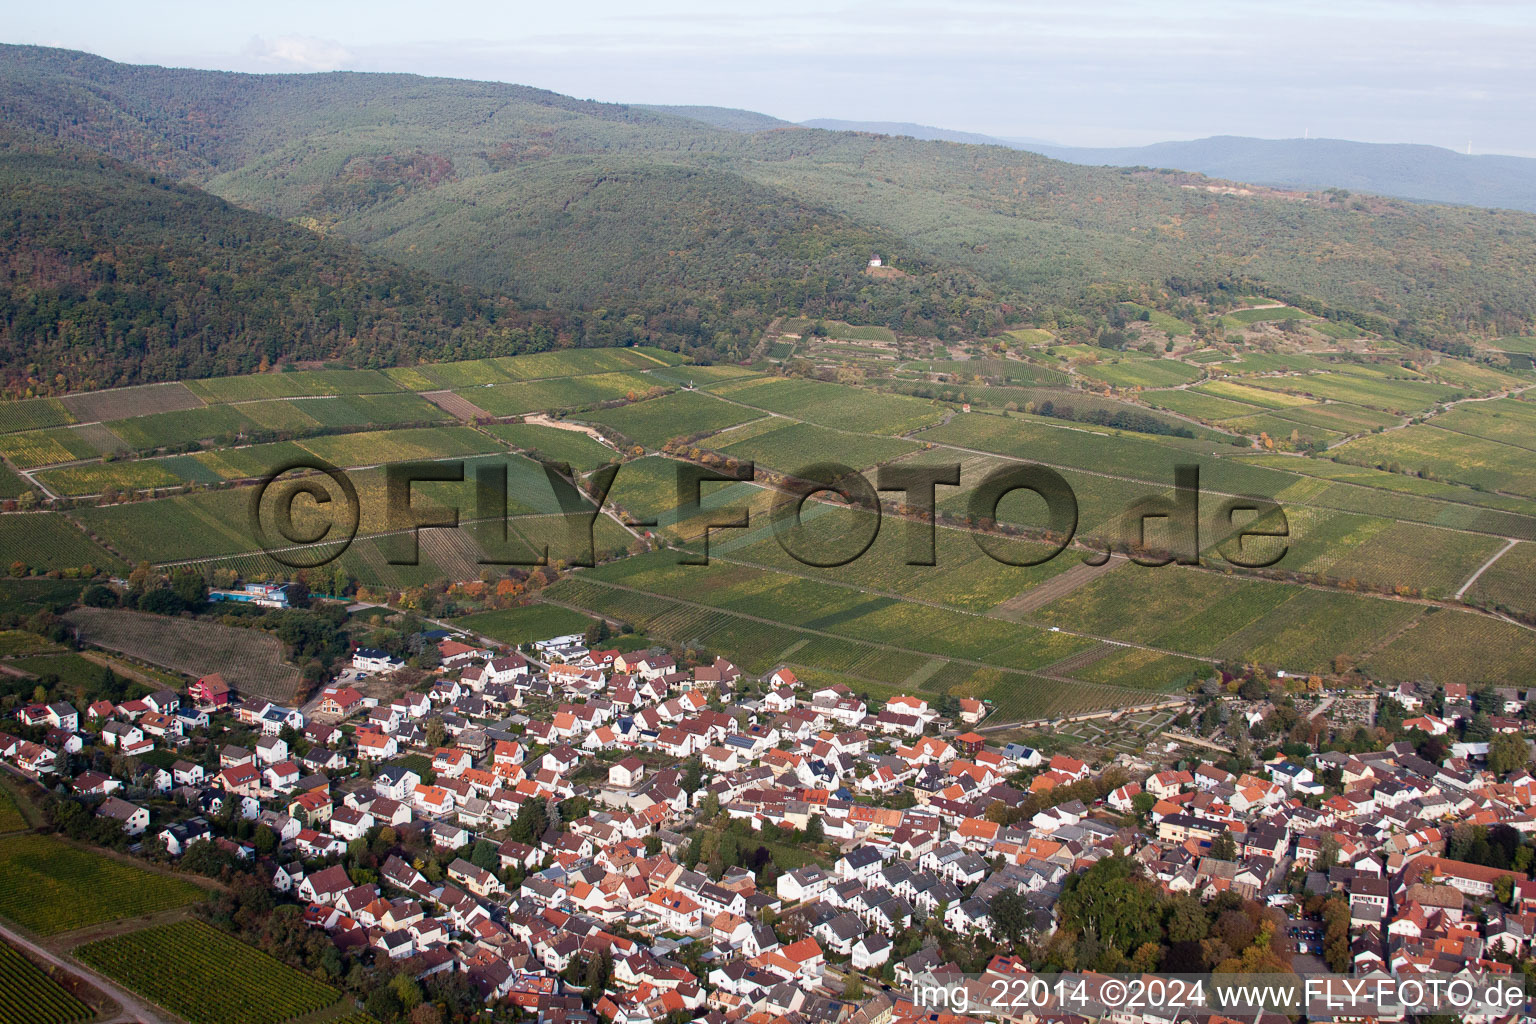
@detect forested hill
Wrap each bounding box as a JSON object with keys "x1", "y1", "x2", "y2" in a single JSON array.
[
  {"x1": 0, "y1": 133, "x2": 570, "y2": 394},
  {"x1": 7, "y1": 44, "x2": 1536, "y2": 389}
]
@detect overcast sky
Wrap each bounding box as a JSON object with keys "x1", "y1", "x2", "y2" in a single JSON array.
[{"x1": 12, "y1": 1, "x2": 1536, "y2": 154}]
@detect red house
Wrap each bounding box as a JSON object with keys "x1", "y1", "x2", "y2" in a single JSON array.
[
  {"x1": 954, "y1": 731, "x2": 987, "y2": 756},
  {"x1": 189, "y1": 673, "x2": 232, "y2": 707}
]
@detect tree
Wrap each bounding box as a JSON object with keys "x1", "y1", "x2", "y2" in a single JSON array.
[
  {"x1": 365, "y1": 985, "x2": 402, "y2": 1021},
  {"x1": 424, "y1": 716, "x2": 447, "y2": 751},
  {"x1": 1165, "y1": 893, "x2": 1209, "y2": 943},
  {"x1": 1057, "y1": 855, "x2": 1165, "y2": 957},
  {"x1": 1209, "y1": 831, "x2": 1238, "y2": 861},
  {"x1": 1488, "y1": 733, "x2": 1531, "y2": 776},
  {"x1": 804, "y1": 814, "x2": 825, "y2": 844},
  {"x1": 471, "y1": 839, "x2": 500, "y2": 873}
]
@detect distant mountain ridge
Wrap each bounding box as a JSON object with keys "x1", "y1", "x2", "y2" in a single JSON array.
[
  {"x1": 792, "y1": 117, "x2": 1536, "y2": 213},
  {"x1": 1020, "y1": 136, "x2": 1536, "y2": 213}
]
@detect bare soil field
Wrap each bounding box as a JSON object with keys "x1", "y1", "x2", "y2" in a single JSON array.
[
  {"x1": 59, "y1": 383, "x2": 205, "y2": 423},
  {"x1": 64, "y1": 607, "x2": 303, "y2": 703},
  {"x1": 421, "y1": 390, "x2": 492, "y2": 421}
]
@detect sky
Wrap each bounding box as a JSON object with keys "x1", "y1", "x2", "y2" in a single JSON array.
[{"x1": 11, "y1": 1, "x2": 1536, "y2": 155}]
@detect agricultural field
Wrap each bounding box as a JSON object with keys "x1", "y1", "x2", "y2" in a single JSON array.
[
  {"x1": 1144, "y1": 389, "x2": 1263, "y2": 422},
  {"x1": 1464, "y1": 540, "x2": 1536, "y2": 617},
  {"x1": 108, "y1": 405, "x2": 255, "y2": 450},
  {"x1": 1333, "y1": 424, "x2": 1536, "y2": 498},
  {"x1": 488, "y1": 422, "x2": 620, "y2": 469},
  {"x1": 0, "y1": 513, "x2": 123, "y2": 573},
  {"x1": 1213, "y1": 589, "x2": 1421, "y2": 674},
  {"x1": 716, "y1": 420, "x2": 918, "y2": 474},
  {"x1": 76, "y1": 920, "x2": 338, "y2": 1024},
  {"x1": 460, "y1": 371, "x2": 662, "y2": 417},
  {"x1": 1076, "y1": 358, "x2": 1205, "y2": 389},
  {"x1": 0, "y1": 940, "x2": 89, "y2": 1023},
  {"x1": 580, "y1": 390, "x2": 762, "y2": 448},
  {"x1": 453, "y1": 603, "x2": 598, "y2": 646},
  {"x1": 713, "y1": 377, "x2": 945, "y2": 435},
  {"x1": 72, "y1": 487, "x2": 260, "y2": 563},
  {"x1": 0, "y1": 398, "x2": 75, "y2": 434},
  {"x1": 1220, "y1": 305, "x2": 1313, "y2": 326},
  {"x1": 0, "y1": 427, "x2": 103, "y2": 469},
  {"x1": 1259, "y1": 402, "x2": 1401, "y2": 435},
  {"x1": 1223, "y1": 413, "x2": 1343, "y2": 447},
  {"x1": 0, "y1": 833, "x2": 206, "y2": 934},
  {"x1": 1362, "y1": 608, "x2": 1536, "y2": 687},
  {"x1": 9, "y1": 653, "x2": 116, "y2": 690},
  {"x1": 37, "y1": 459, "x2": 186, "y2": 497},
  {"x1": 297, "y1": 426, "x2": 502, "y2": 467},
  {"x1": 1430, "y1": 397, "x2": 1536, "y2": 446},
  {"x1": 186, "y1": 368, "x2": 402, "y2": 402},
  {"x1": 1070, "y1": 647, "x2": 1208, "y2": 690},
  {"x1": 1246, "y1": 371, "x2": 1462, "y2": 415},
  {"x1": 302, "y1": 391, "x2": 452, "y2": 428},
  {"x1": 0, "y1": 467, "x2": 25, "y2": 500},
  {"x1": 1193, "y1": 380, "x2": 1318, "y2": 409},
  {"x1": 65, "y1": 607, "x2": 302, "y2": 702},
  {"x1": 58, "y1": 382, "x2": 205, "y2": 423}
]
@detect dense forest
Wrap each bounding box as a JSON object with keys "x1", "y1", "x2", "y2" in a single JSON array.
[{"x1": 4, "y1": 43, "x2": 1536, "y2": 390}]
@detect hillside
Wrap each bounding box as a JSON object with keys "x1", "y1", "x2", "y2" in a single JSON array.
[
  {"x1": 0, "y1": 132, "x2": 577, "y2": 395},
  {"x1": 7, "y1": 44, "x2": 1536, "y2": 387},
  {"x1": 1020, "y1": 135, "x2": 1536, "y2": 214},
  {"x1": 639, "y1": 105, "x2": 791, "y2": 132}
]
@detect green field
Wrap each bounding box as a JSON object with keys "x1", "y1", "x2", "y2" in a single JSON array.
[
  {"x1": 714, "y1": 377, "x2": 945, "y2": 434},
  {"x1": 37, "y1": 459, "x2": 186, "y2": 496},
  {"x1": 186, "y1": 368, "x2": 403, "y2": 402},
  {"x1": 0, "y1": 399, "x2": 75, "y2": 434},
  {"x1": 76, "y1": 920, "x2": 337, "y2": 1024},
  {"x1": 453, "y1": 603, "x2": 598, "y2": 645},
  {"x1": 1333, "y1": 424, "x2": 1536, "y2": 498},
  {"x1": 1246, "y1": 372, "x2": 1461, "y2": 415},
  {"x1": 0, "y1": 833, "x2": 206, "y2": 934},
  {"x1": 1465, "y1": 541, "x2": 1536, "y2": 617},
  {"x1": 464, "y1": 371, "x2": 664, "y2": 417},
  {"x1": 107, "y1": 405, "x2": 255, "y2": 450},
  {"x1": 0, "y1": 940, "x2": 89, "y2": 1023},
  {"x1": 0, "y1": 513, "x2": 123, "y2": 573},
  {"x1": 1077, "y1": 358, "x2": 1205, "y2": 389},
  {"x1": 0, "y1": 427, "x2": 106, "y2": 469},
  {"x1": 1144, "y1": 389, "x2": 1263, "y2": 422},
  {"x1": 1221, "y1": 305, "x2": 1312, "y2": 326},
  {"x1": 1362, "y1": 608, "x2": 1536, "y2": 687},
  {"x1": 580, "y1": 390, "x2": 762, "y2": 447},
  {"x1": 716, "y1": 420, "x2": 917, "y2": 474}
]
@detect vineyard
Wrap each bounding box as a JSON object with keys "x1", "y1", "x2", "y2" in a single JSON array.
[
  {"x1": 0, "y1": 833, "x2": 205, "y2": 934},
  {"x1": 580, "y1": 390, "x2": 760, "y2": 448},
  {"x1": 714, "y1": 377, "x2": 946, "y2": 435},
  {"x1": 0, "y1": 514, "x2": 123, "y2": 573},
  {"x1": 0, "y1": 940, "x2": 88, "y2": 1024},
  {"x1": 76, "y1": 919, "x2": 338, "y2": 1024},
  {"x1": 65, "y1": 608, "x2": 303, "y2": 703}
]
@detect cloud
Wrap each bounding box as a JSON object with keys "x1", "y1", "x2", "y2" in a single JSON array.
[{"x1": 241, "y1": 34, "x2": 352, "y2": 72}]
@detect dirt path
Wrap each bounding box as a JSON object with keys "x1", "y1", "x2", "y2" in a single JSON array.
[
  {"x1": 989, "y1": 552, "x2": 1128, "y2": 620},
  {"x1": 1455, "y1": 537, "x2": 1519, "y2": 599},
  {"x1": 522, "y1": 413, "x2": 619, "y2": 449},
  {"x1": 0, "y1": 915, "x2": 174, "y2": 1024}
]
